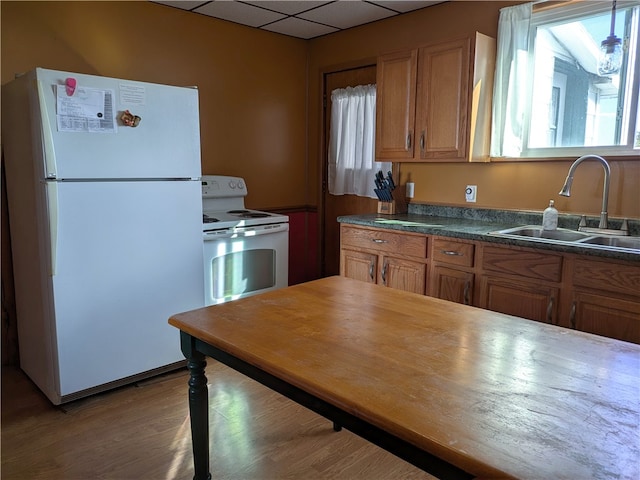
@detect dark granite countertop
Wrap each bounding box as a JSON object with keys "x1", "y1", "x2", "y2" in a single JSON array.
[{"x1": 338, "y1": 204, "x2": 640, "y2": 262}]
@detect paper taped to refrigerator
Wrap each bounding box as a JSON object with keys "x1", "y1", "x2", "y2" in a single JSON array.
[{"x1": 56, "y1": 85, "x2": 116, "y2": 133}]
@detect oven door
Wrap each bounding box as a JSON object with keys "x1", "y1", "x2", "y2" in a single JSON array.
[{"x1": 203, "y1": 223, "x2": 289, "y2": 306}]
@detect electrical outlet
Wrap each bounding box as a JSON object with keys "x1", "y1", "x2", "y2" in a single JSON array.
[{"x1": 465, "y1": 185, "x2": 477, "y2": 203}]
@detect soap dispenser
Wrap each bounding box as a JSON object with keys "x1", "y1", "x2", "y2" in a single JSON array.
[{"x1": 542, "y1": 200, "x2": 558, "y2": 231}]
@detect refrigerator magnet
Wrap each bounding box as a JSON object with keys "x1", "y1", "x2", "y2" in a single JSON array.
[
  {"x1": 65, "y1": 77, "x2": 77, "y2": 96},
  {"x1": 120, "y1": 110, "x2": 141, "y2": 127}
]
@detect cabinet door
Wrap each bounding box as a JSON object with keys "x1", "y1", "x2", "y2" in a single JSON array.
[
  {"x1": 381, "y1": 256, "x2": 426, "y2": 295},
  {"x1": 570, "y1": 291, "x2": 640, "y2": 344},
  {"x1": 415, "y1": 37, "x2": 470, "y2": 161},
  {"x1": 480, "y1": 276, "x2": 559, "y2": 325},
  {"x1": 431, "y1": 265, "x2": 474, "y2": 305},
  {"x1": 375, "y1": 50, "x2": 418, "y2": 159},
  {"x1": 341, "y1": 249, "x2": 377, "y2": 284}
]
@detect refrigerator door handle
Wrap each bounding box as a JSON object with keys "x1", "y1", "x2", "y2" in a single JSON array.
[
  {"x1": 36, "y1": 80, "x2": 57, "y2": 179},
  {"x1": 45, "y1": 181, "x2": 58, "y2": 275}
]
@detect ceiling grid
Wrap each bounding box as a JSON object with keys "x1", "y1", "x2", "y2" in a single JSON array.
[{"x1": 153, "y1": 1, "x2": 444, "y2": 39}]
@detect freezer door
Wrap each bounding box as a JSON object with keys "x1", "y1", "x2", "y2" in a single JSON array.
[
  {"x1": 49, "y1": 180, "x2": 203, "y2": 396},
  {"x1": 32, "y1": 68, "x2": 201, "y2": 180}
]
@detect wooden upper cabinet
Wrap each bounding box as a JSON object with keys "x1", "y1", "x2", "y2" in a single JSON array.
[
  {"x1": 376, "y1": 33, "x2": 495, "y2": 162},
  {"x1": 375, "y1": 49, "x2": 417, "y2": 160},
  {"x1": 417, "y1": 38, "x2": 470, "y2": 160}
]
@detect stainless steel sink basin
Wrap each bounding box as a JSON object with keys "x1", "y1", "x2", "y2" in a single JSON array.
[
  {"x1": 489, "y1": 225, "x2": 640, "y2": 253},
  {"x1": 492, "y1": 225, "x2": 592, "y2": 242},
  {"x1": 578, "y1": 236, "x2": 640, "y2": 250}
]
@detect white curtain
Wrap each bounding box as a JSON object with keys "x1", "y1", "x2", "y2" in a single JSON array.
[
  {"x1": 490, "y1": 2, "x2": 532, "y2": 157},
  {"x1": 328, "y1": 84, "x2": 391, "y2": 198}
]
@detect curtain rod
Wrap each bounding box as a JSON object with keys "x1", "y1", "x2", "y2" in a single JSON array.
[{"x1": 532, "y1": 1, "x2": 579, "y2": 13}]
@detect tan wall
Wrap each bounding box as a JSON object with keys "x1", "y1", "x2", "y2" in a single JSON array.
[
  {"x1": 308, "y1": 1, "x2": 640, "y2": 219},
  {"x1": 1, "y1": 0, "x2": 308, "y2": 209}
]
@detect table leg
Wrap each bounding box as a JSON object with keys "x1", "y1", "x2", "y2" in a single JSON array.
[{"x1": 182, "y1": 333, "x2": 212, "y2": 480}]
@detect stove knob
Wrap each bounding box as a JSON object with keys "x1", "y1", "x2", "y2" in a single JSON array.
[
  {"x1": 229, "y1": 180, "x2": 236, "y2": 189},
  {"x1": 237, "y1": 181, "x2": 244, "y2": 189}
]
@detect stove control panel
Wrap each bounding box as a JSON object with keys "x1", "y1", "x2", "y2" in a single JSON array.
[{"x1": 202, "y1": 175, "x2": 247, "y2": 198}]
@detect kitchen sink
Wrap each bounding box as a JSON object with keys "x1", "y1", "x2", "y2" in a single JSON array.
[
  {"x1": 489, "y1": 225, "x2": 640, "y2": 253},
  {"x1": 578, "y1": 236, "x2": 640, "y2": 250},
  {"x1": 492, "y1": 225, "x2": 592, "y2": 242}
]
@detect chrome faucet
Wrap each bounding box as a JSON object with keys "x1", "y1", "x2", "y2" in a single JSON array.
[{"x1": 559, "y1": 154, "x2": 610, "y2": 229}]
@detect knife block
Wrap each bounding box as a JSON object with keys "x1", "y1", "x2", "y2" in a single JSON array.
[{"x1": 377, "y1": 196, "x2": 407, "y2": 215}]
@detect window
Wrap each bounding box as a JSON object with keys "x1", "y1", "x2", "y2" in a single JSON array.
[
  {"x1": 492, "y1": 1, "x2": 640, "y2": 159},
  {"x1": 328, "y1": 85, "x2": 391, "y2": 198}
]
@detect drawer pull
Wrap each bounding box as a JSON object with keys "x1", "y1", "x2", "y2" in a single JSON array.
[
  {"x1": 369, "y1": 262, "x2": 375, "y2": 281},
  {"x1": 442, "y1": 250, "x2": 463, "y2": 256},
  {"x1": 372, "y1": 239, "x2": 388, "y2": 244},
  {"x1": 570, "y1": 301, "x2": 577, "y2": 329},
  {"x1": 420, "y1": 130, "x2": 425, "y2": 151},
  {"x1": 406, "y1": 133, "x2": 412, "y2": 150},
  {"x1": 381, "y1": 261, "x2": 388, "y2": 285},
  {"x1": 546, "y1": 297, "x2": 554, "y2": 324}
]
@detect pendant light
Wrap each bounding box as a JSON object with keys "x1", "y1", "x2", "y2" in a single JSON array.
[{"x1": 598, "y1": 0, "x2": 623, "y2": 76}]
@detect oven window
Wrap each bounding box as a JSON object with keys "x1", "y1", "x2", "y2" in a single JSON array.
[{"x1": 211, "y1": 249, "x2": 276, "y2": 302}]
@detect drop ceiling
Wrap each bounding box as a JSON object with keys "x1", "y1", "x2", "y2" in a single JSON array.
[{"x1": 152, "y1": 1, "x2": 444, "y2": 39}]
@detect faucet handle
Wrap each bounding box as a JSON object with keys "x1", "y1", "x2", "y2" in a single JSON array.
[
  {"x1": 578, "y1": 215, "x2": 587, "y2": 228},
  {"x1": 620, "y1": 218, "x2": 629, "y2": 232}
]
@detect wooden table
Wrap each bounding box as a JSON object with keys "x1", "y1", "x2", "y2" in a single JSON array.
[{"x1": 169, "y1": 276, "x2": 640, "y2": 480}]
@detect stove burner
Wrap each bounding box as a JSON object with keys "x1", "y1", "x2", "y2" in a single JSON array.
[
  {"x1": 203, "y1": 214, "x2": 219, "y2": 224},
  {"x1": 227, "y1": 209, "x2": 271, "y2": 219}
]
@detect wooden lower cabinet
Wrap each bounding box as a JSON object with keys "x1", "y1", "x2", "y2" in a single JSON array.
[
  {"x1": 429, "y1": 238, "x2": 476, "y2": 305},
  {"x1": 382, "y1": 256, "x2": 426, "y2": 293},
  {"x1": 340, "y1": 225, "x2": 427, "y2": 295},
  {"x1": 431, "y1": 265, "x2": 474, "y2": 305},
  {"x1": 480, "y1": 276, "x2": 559, "y2": 325},
  {"x1": 340, "y1": 224, "x2": 640, "y2": 343},
  {"x1": 478, "y1": 245, "x2": 562, "y2": 325},
  {"x1": 565, "y1": 257, "x2": 640, "y2": 343},
  {"x1": 341, "y1": 249, "x2": 377, "y2": 284},
  {"x1": 569, "y1": 291, "x2": 640, "y2": 343}
]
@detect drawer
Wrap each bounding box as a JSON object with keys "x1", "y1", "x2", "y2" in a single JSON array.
[
  {"x1": 432, "y1": 238, "x2": 475, "y2": 267},
  {"x1": 573, "y1": 258, "x2": 640, "y2": 297},
  {"x1": 482, "y1": 245, "x2": 563, "y2": 282},
  {"x1": 341, "y1": 226, "x2": 427, "y2": 258}
]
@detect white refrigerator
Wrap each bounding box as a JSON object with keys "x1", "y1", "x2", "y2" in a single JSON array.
[{"x1": 2, "y1": 68, "x2": 204, "y2": 404}]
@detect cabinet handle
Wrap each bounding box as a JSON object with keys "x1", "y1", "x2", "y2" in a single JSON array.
[
  {"x1": 442, "y1": 250, "x2": 463, "y2": 256},
  {"x1": 569, "y1": 301, "x2": 577, "y2": 329},
  {"x1": 381, "y1": 261, "x2": 388, "y2": 285},
  {"x1": 546, "y1": 297, "x2": 554, "y2": 324},
  {"x1": 406, "y1": 133, "x2": 412, "y2": 150},
  {"x1": 372, "y1": 239, "x2": 388, "y2": 244},
  {"x1": 420, "y1": 130, "x2": 425, "y2": 151},
  {"x1": 369, "y1": 261, "x2": 375, "y2": 281},
  {"x1": 463, "y1": 281, "x2": 471, "y2": 306}
]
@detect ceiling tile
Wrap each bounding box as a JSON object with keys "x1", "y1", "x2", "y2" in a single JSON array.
[
  {"x1": 153, "y1": 1, "x2": 209, "y2": 11},
  {"x1": 194, "y1": 1, "x2": 287, "y2": 27},
  {"x1": 369, "y1": 1, "x2": 442, "y2": 14},
  {"x1": 151, "y1": 0, "x2": 445, "y2": 39},
  {"x1": 243, "y1": 1, "x2": 333, "y2": 16},
  {"x1": 298, "y1": 1, "x2": 396, "y2": 29},
  {"x1": 261, "y1": 16, "x2": 339, "y2": 39}
]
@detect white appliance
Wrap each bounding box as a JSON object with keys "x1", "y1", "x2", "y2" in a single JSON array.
[
  {"x1": 2, "y1": 68, "x2": 205, "y2": 404},
  {"x1": 201, "y1": 175, "x2": 289, "y2": 305}
]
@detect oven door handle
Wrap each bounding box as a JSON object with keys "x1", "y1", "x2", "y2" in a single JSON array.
[{"x1": 203, "y1": 223, "x2": 289, "y2": 240}]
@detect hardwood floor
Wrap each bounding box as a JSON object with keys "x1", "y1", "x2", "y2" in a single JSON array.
[{"x1": 2, "y1": 363, "x2": 435, "y2": 480}]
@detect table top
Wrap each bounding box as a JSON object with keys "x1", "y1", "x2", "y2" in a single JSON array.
[{"x1": 169, "y1": 276, "x2": 640, "y2": 479}]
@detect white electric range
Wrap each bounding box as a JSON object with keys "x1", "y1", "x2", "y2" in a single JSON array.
[{"x1": 201, "y1": 175, "x2": 289, "y2": 305}]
